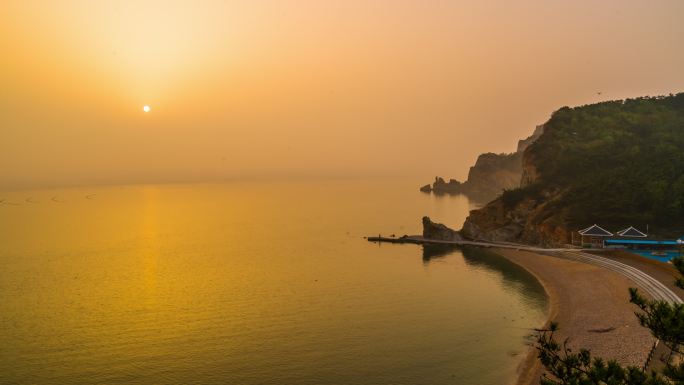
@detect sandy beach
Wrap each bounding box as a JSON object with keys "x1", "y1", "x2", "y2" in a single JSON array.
[{"x1": 491, "y1": 249, "x2": 659, "y2": 385}]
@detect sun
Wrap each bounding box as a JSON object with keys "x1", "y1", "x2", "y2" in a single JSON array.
[{"x1": 143, "y1": 105, "x2": 151, "y2": 113}]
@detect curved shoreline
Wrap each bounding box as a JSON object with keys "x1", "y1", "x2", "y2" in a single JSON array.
[
  {"x1": 495, "y1": 250, "x2": 558, "y2": 385},
  {"x1": 489, "y1": 248, "x2": 656, "y2": 385}
]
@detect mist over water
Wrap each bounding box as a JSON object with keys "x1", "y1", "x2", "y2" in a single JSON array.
[{"x1": 0, "y1": 179, "x2": 546, "y2": 385}]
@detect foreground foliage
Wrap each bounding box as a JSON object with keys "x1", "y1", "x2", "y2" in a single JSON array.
[{"x1": 535, "y1": 257, "x2": 684, "y2": 384}]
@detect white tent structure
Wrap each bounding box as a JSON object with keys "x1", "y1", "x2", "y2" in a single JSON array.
[
  {"x1": 578, "y1": 224, "x2": 613, "y2": 248},
  {"x1": 616, "y1": 226, "x2": 648, "y2": 238}
]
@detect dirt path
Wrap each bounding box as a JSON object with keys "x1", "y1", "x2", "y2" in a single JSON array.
[{"x1": 589, "y1": 250, "x2": 683, "y2": 295}]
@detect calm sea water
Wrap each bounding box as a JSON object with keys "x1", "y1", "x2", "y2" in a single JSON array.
[
  {"x1": 629, "y1": 250, "x2": 680, "y2": 263},
  {"x1": 0, "y1": 179, "x2": 546, "y2": 385}
]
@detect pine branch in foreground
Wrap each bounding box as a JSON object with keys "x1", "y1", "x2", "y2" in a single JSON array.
[{"x1": 534, "y1": 257, "x2": 684, "y2": 385}]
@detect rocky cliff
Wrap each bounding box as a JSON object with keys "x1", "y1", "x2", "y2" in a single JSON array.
[
  {"x1": 516, "y1": 124, "x2": 544, "y2": 153},
  {"x1": 422, "y1": 125, "x2": 544, "y2": 202},
  {"x1": 422, "y1": 216, "x2": 463, "y2": 241},
  {"x1": 460, "y1": 121, "x2": 577, "y2": 246},
  {"x1": 461, "y1": 93, "x2": 684, "y2": 246},
  {"x1": 460, "y1": 189, "x2": 570, "y2": 246}
]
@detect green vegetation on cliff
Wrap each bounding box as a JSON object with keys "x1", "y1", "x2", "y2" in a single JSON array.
[
  {"x1": 512, "y1": 93, "x2": 684, "y2": 235},
  {"x1": 534, "y1": 94, "x2": 684, "y2": 228}
]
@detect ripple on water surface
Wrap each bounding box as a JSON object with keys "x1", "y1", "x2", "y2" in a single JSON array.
[{"x1": 0, "y1": 180, "x2": 547, "y2": 385}]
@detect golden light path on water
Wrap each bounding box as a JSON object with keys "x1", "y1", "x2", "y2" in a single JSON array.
[{"x1": 0, "y1": 179, "x2": 546, "y2": 385}]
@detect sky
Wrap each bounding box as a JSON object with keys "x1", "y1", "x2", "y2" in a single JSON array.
[{"x1": 2, "y1": 0, "x2": 684, "y2": 189}]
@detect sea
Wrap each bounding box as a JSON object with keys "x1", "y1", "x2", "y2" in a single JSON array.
[{"x1": 0, "y1": 178, "x2": 547, "y2": 385}]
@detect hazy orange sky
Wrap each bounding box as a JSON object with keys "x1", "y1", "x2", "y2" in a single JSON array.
[{"x1": 2, "y1": 0, "x2": 683, "y2": 189}]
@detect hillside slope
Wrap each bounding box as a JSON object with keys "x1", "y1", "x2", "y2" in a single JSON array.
[{"x1": 462, "y1": 93, "x2": 684, "y2": 246}]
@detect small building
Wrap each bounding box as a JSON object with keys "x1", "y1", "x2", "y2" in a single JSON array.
[
  {"x1": 616, "y1": 226, "x2": 648, "y2": 238},
  {"x1": 578, "y1": 224, "x2": 613, "y2": 248}
]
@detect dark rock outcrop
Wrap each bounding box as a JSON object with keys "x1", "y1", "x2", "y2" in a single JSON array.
[
  {"x1": 419, "y1": 184, "x2": 432, "y2": 193},
  {"x1": 430, "y1": 177, "x2": 462, "y2": 194},
  {"x1": 422, "y1": 216, "x2": 462, "y2": 241}
]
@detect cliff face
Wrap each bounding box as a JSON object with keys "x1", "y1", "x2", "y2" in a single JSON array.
[
  {"x1": 461, "y1": 124, "x2": 573, "y2": 246},
  {"x1": 423, "y1": 125, "x2": 544, "y2": 202},
  {"x1": 519, "y1": 150, "x2": 540, "y2": 188},
  {"x1": 461, "y1": 93, "x2": 684, "y2": 246},
  {"x1": 422, "y1": 216, "x2": 463, "y2": 241},
  {"x1": 464, "y1": 152, "x2": 523, "y2": 198},
  {"x1": 460, "y1": 186, "x2": 569, "y2": 246},
  {"x1": 516, "y1": 124, "x2": 544, "y2": 153}
]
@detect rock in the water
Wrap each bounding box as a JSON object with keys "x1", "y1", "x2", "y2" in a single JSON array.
[
  {"x1": 419, "y1": 184, "x2": 432, "y2": 193},
  {"x1": 431, "y1": 177, "x2": 462, "y2": 194},
  {"x1": 422, "y1": 216, "x2": 462, "y2": 241}
]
